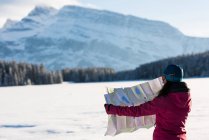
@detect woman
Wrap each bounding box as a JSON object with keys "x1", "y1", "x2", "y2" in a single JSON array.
[{"x1": 104, "y1": 64, "x2": 192, "y2": 140}]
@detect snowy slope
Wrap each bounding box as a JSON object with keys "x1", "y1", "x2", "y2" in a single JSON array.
[
  {"x1": 2, "y1": 19, "x2": 18, "y2": 29},
  {"x1": 0, "y1": 5, "x2": 209, "y2": 70},
  {"x1": 0, "y1": 78, "x2": 208, "y2": 140}
]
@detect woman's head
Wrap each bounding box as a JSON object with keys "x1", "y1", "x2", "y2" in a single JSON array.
[
  {"x1": 163, "y1": 64, "x2": 183, "y2": 82},
  {"x1": 158, "y1": 64, "x2": 188, "y2": 97}
]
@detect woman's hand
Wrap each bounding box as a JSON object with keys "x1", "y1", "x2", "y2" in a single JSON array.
[{"x1": 104, "y1": 104, "x2": 114, "y2": 115}]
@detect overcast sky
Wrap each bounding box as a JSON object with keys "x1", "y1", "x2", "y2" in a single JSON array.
[{"x1": 0, "y1": 0, "x2": 209, "y2": 37}]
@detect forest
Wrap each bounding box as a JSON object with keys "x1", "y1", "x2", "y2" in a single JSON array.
[
  {"x1": 0, "y1": 60, "x2": 62, "y2": 86},
  {"x1": 1, "y1": 51, "x2": 209, "y2": 86}
]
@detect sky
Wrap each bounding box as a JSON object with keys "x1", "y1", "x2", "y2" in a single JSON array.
[{"x1": 0, "y1": 0, "x2": 209, "y2": 37}]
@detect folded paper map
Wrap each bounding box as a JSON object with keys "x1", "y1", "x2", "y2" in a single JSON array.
[{"x1": 104, "y1": 77, "x2": 164, "y2": 136}]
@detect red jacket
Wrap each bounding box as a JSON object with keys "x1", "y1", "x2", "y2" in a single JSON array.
[{"x1": 105, "y1": 92, "x2": 191, "y2": 140}]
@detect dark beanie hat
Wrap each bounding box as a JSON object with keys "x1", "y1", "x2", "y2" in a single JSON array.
[{"x1": 163, "y1": 64, "x2": 183, "y2": 82}]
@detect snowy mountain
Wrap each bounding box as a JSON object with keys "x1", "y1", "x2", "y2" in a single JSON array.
[
  {"x1": 0, "y1": 5, "x2": 209, "y2": 70},
  {"x1": 2, "y1": 19, "x2": 18, "y2": 29}
]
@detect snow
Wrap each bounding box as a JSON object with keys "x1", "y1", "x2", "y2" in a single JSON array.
[
  {"x1": 2, "y1": 19, "x2": 18, "y2": 29},
  {"x1": 0, "y1": 5, "x2": 57, "y2": 42},
  {"x1": 0, "y1": 78, "x2": 209, "y2": 140}
]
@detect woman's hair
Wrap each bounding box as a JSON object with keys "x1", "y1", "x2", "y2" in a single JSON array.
[{"x1": 157, "y1": 81, "x2": 190, "y2": 97}]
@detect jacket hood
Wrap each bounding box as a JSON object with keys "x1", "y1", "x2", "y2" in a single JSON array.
[{"x1": 167, "y1": 82, "x2": 190, "y2": 93}]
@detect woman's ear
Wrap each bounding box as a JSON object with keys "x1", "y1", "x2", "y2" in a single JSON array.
[{"x1": 162, "y1": 76, "x2": 167, "y2": 84}]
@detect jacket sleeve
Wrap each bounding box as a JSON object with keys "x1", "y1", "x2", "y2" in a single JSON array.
[{"x1": 108, "y1": 97, "x2": 166, "y2": 117}]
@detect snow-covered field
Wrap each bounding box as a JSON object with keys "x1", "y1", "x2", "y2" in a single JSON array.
[{"x1": 0, "y1": 78, "x2": 209, "y2": 140}]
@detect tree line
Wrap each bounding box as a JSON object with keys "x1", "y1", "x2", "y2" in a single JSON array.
[
  {"x1": 47, "y1": 49, "x2": 209, "y2": 83},
  {"x1": 62, "y1": 68, "x2": 115, "y2": 82},
  {"x1": 62, "y1": 51, "x2": 209, "y2": 82},
  {"x1": 1, "y1": 50, "x2": 209, "y2": 86},
  {"x1": 0, "y1": 60, "x2": 62, "y2": 86}
]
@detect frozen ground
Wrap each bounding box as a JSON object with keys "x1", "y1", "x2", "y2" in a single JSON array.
[{"x1": 0, "y1": 78, "x2": 209, "y2": 140}]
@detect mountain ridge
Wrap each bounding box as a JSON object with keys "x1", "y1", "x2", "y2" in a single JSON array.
[{"x1": 0, "y1": 5, "x2": 209, "y2": 70}]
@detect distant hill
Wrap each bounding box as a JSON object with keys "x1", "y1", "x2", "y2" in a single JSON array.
[
  {"x1": 0, "y1": 5, "x2": 209, "y2": 71},
  {"x1": 134, "y1": 51, "x2": 209, "y2": 79},
  {"x1": 55, "y1": 51, "x2": 209, "y2": 82}
]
